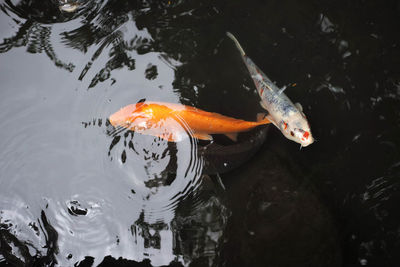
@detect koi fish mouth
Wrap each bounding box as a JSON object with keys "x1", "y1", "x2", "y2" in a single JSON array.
[{"x1": 300, "y1": 134, "x2": 314, "y2": 147}]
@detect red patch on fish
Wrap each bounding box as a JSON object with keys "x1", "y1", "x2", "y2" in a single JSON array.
[{"x1": 303, "y1": 131, "x2": 309, "y2": 139}]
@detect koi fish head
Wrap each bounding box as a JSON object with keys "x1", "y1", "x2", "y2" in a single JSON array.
[
  {"x1": 278, "y1": 111, "x2": 314, "y2": 147},
  {"x1": 109, "y1": 102, "x2": 189, "y2": 142},
  {"x1": 109, "y1": 102, "x2": 153, "y2": 129}
]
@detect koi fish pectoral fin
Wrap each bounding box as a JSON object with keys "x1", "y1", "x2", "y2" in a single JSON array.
[
  {"x1": 295, "y1": 102, "x2": 307, "y2": 117},
  {"x1": 192, "y1": 132, "x2": 213, "y2": 141},
  {"x1": 224, "y1": 132, "x2": 238, "y2": 142},
  {"x1": 295, "y1": 102, "x2": 303, "y2": 112},
  {"x1": 151, "y1": 133, "x2": 179, "y2": 142},
  {"x1": 151, "y1": 131, "x2": 187, "y2": 142}
]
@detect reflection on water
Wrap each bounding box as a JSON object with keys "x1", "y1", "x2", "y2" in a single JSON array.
[
  {"x1": 0, "y1": 0, "x2": 231, "y2": 265},
  {"x1": 0, "y1": 21, "x2": 75, "y2": 72},
  {"x1": 106, "y1": 120, "x2": 205, "y2": 223},
  {"x1": 129, "y1": 176, "x2": 229, "y2": 266},
  {"x1": 0, "y1": 174, "x2": 228, "y2": 266},
  {"x1": 0, "y1": 209, "x2": 58, "y2": 266},
  {"x1": 1, "y1": 0, "x2": 400, "y2": 266}
]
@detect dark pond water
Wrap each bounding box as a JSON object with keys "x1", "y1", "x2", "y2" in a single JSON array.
[{"x1": 1, "y1": 0, "x2": 399, "y2": 266}]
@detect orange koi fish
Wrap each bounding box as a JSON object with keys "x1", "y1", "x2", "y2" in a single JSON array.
[{"x1": 109, "y1": 101, "x2": 271, "y2": 142}]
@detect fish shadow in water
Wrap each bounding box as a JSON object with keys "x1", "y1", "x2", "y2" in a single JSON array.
[
  {"x1": 103, "y1": 118, "x2": 270, "y2": 175},
  {"x1": 198, "y1": 126, "x2": 269, "y2": 174}
]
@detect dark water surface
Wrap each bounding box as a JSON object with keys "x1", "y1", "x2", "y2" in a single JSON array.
[{"x1": 1, "y1": 0, "x2": 399, "y2": 266}]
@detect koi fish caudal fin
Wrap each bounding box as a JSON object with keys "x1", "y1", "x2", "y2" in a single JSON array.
[
  {"x1": 226, "y1": 32, "x2": 246, "y2": 56},
  {"x1": 257, "y1": 113, "x2": 270, "y2": 124},
  {"x1": 224, "y1": 114, "x2": 270, "y2": 142}
]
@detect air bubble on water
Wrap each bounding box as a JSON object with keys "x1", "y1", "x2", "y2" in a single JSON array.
[
  {"x1": 342, "y1": 51, "x2": 352, "y2": 58},
  {"x1": 319, "y1": 14, "x2": 335, "y2": 33},
  {"x1": 360, "y1": 259, "x2": 367, "y2": 265}
]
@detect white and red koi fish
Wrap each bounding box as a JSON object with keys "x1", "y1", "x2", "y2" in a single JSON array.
[
  {"x1": 109, "y1": 101, "x2": 271, "y2": 142},
  {"x1": 226, "y1": 32, "x2": 314, "y2": 147}
]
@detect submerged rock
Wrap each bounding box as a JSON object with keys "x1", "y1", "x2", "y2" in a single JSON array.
[{"x1": 220, "y1": 137, "x2": 342, "y2": 267}]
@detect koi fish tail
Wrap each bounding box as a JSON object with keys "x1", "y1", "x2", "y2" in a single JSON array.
[
  {"x1": 256, "y1": 113, "x2": 271, "y2": 125},
  {"x1": 226, "y1": 32, "x2": 246, "y2": 56}
]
